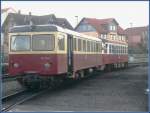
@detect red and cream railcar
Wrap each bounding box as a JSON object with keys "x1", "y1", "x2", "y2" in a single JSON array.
[
  {"x1": 8, "y1": 25, "x2": 103, "y2": 88},
  {"x1": 102, "y1": 40, "x2": 128, "y2": 71}
]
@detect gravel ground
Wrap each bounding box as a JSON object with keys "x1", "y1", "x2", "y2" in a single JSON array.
[
  {"x1": 2, "y1": 80, "x2": 23, "y2": 97},
  {"x1": 4, "y1": 65, "x2": 148, "y2": 112}
]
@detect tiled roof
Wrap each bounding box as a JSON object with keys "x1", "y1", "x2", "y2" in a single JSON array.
[
  {"x1": 117, "y1": 26, "x2": 125, "y2": 35},
  {"x1": 2, "y1": 13, "x2": 73, "y2": 31},
  {"x1": 125, "y1": 26, "x2": 148, "y2": 36},
  {"x1": 75, "y1": 18, "x2": 125, "y2": 35}
]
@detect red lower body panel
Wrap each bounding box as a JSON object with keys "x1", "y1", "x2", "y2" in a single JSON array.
[
  {"x1": 9, "y1": 54, "x2": 67, "y2": 76},
  {"x1": 73, "y1": 54, "x2": 103, "y2": 71},
  {"x1": 102, "y1": 54, "x2": 128, "y2": 65}
]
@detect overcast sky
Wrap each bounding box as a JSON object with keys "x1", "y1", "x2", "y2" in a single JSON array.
[{"x1": 1, "y1": 1, "x2": 149, "y2": 29}]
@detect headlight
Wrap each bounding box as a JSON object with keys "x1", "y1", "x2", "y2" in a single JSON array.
[
  {"x1": 44, "y1": 63, "x2": 51, "y2": 69},
  {"x1": 13, "y1": 63, "x2": 19, "y2": 68}
]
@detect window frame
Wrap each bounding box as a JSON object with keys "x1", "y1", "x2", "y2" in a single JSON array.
[
  {"x1": 32, "y1": 34, "x2": 55, "y2": 51},
  {"x1": 10, "y1": 35, "x2": 31, "y2": 52},
  {"x1": 58, "y1": 34, "x2": 65, "y2": 51}
]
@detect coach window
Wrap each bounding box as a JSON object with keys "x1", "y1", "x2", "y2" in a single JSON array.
[
  {"x1": 123, "y1": 46, "x2": 126, "y2": 54},
  {"x1": 32, "y1": 34, "x2": 55, "y2": 51},
  {"x1": 92, "y1": 42, "x2": 94, "y2": 52},
  {"x1": 58, "y1": 35, "x2": 65, "y2": 51},
  {"x1": 90, "y1": 41, "x2": 92, "y2": 52},
  {"x1": 94, "y1": 42, "x2": 96, "y2": 52},
  {"x1": 73, "y1": 38, "x2": 77, "y2": 51},
  {"x1": 117, "y1": 46, "x2": 119, "y2": 54},
  {"x1": 114, "y1": 46, "x2": 116, "y2": 54},
  {"x1": 78, "y1": 39, "x2": 82, "y2": 51},
  {"x1": 83, "y1": 40, "x2": 86, "y2": 52},
  {"x1": 100, "y1": 42, "x2": 102, "y2": 53},
  {"x1": 118, "y1": 46, "x2": 120, "y2": 54},
  {"x1": 87, "y1": 41, "x2": 90, "y2": 52},
  {"x1": 109, "y1": 44, "x2": 111, "y2": 54},
  {"x1": 116, "y1": 46, "x2": 118, "y2": 54},
  {"x1": 105, "y1": 44, "x2": 107, "y2": 53},
  {"x1": 81, "y1": 39, "x2": 84, "y2": 52},
  {"x1": 96, "y1": 42, "x2": 99, "y2": 52},
  {"x1": 112, "y1": 45, "x2": 114, "y2": 54},
  {"x1": 120, "y1": 46, "x2": 122, "y2": 54}
]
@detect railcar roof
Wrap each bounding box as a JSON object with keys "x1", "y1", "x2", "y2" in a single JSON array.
[{"x1": 9, "y1": 24, "x2": 101, "y2": 41}]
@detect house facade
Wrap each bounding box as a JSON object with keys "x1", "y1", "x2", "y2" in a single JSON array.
[
  {"x1": 75, "y1": 18, "x2": 127, "y2": 46},
  {"x1": 125, "y1": 26, "x2": 148, "y2": 54}
]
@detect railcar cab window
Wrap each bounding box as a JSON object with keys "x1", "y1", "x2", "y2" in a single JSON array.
[
  {"x1": 32, "y1": 34, "x2": 55, "y2": 51},
  {"x1": 11, "y1": 35, "x2": 30, "y2": 51}
]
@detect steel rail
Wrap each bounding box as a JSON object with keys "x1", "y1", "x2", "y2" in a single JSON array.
[{"x1": 2, "y1": 89, "x2": 49, "y2": 112}]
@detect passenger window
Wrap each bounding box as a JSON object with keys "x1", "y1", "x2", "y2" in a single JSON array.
[
  {"x1": 87, "y1": 41, "x2": 90, "y2": 52},
  {"x1": 109, "y1": 45, "x2": 111, "y2": 54},
  {"x1": 73, "y1": 38, "x2": 77, "y2": 51},
  {"x1": 92, "y1": 42, "x2": 94, "y2": 52},
  {"x1": 83, "y1": 40, "x2": 86, "y2": 52},
  {"x1": 58, "y1": 35, "x2": 65, "y2": 51},
  {"x1": 96, "y1": 43, "x2": 99, "y2": 52},
  {"x1": 78, "y1": 39, "x2": 82, "y2": 51},
  {"x1": 94, "y1": 42, "x2": 96, "y2": 52}
]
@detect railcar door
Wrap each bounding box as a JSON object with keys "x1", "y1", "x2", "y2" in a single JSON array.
[{"x1": 67, "y1": 34, "x2": 73, "y2": 76}]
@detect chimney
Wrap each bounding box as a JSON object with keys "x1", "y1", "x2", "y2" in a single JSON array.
[
  {"x1": 28, "y1": 12, "x2": 33, "y2": 25},
  {"x1": 29, "y1": 12, "x2": 32, "y2": 16},
  {"x1": 18, "y1": 10, "x2": 21, "y2": 14}
]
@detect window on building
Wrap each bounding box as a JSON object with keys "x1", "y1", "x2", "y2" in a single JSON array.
[
  {"x1": 109, "y1": 25, "x2": 116, "y2": 31},
  {"x1": 109, "y1": 26, "x2": 113, "y2": 31},
  {"x1": 113, "y1": 26, "x2": 116, "y2": 31},
  {"x1": 104, "y1": 34, "x2": 107, "y2": 39}
]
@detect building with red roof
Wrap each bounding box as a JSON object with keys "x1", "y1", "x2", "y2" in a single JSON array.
[
  {"x1": 75, "y1": 18, "x2": 128, "y2": 55},
  {"x1": 125, "y1": 26, "x2": 148, "y2": 54},
  {"x1": 75, "y1": 18, "x2": 127, "y2": 46}
]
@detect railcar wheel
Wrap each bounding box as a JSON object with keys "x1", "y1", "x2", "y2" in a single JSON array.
[
  {"x1": 49, "y1": 76, "x2": 64, "y2": 89},
  {"x1": 74, "y1": 72, "x2": 81, "y2": 80},
  {"x1": 17, "y1": 77, "x2": 26, "y2": 89},
  {"x1": 105, "y1": 64, "x2": 112, "y2": 72}
]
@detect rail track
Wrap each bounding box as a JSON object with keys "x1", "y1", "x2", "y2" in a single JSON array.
[
  {"x1": 1, "y1": 62, "x2": 148, "y2": 111},
  {"x1": 2, "y1": 89, "x2": 49, "y2": 112},
  {"x1": 2, "y1": 74, "x2": 19, "y2": 82},
  {"x1": 128, "y1": 62, "x2": 148, "y2": 68}
]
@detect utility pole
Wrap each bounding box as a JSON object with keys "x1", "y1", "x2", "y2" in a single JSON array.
[
  {"x1": 75, "y1": 16, "x2": 78, "y2": 25},
  {"x1": 130, "y1": 22, "x2": 133, "y2": 56}
]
